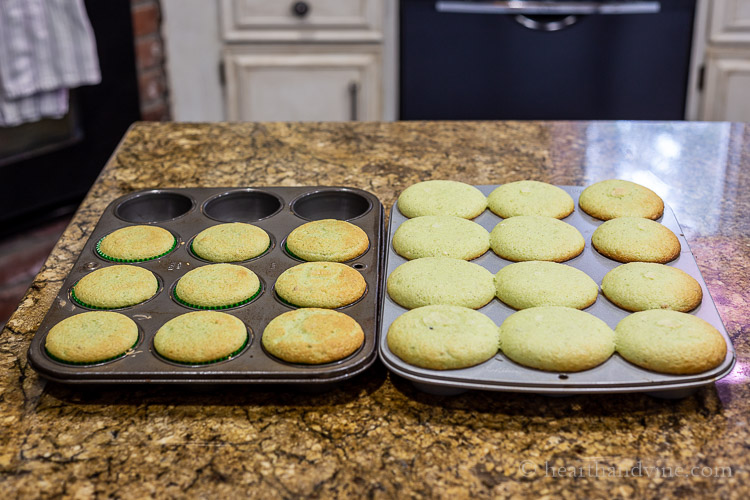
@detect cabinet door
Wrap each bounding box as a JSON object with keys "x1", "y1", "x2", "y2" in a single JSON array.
[
  {"x1": 702, "y1": 52, "x2": 750, "y2": 121},
  {"x1": 224, "y1": 48, "x2": 381, "y2": 121},
  {"x1": 709, "y1": 0, "x2": 750, "y2": 44}
]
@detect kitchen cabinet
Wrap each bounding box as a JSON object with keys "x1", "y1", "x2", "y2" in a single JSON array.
[
  {"x1": 219, "y1": 0, "x2": 395, "y2": 122},
  {"x1": 162, "y1": 0, "x2": 395, "y2": 122},
  {"x1": 224, "y1": 45, "x2": 381, "y2": 121},
  {"x1": 689, "y1": 0, "x2": 750, "y2": 120},
  {"x1": 701, "y1": 51, "x2": 750, "y2": 121},
  {"x1": 220, "y1": 0, "x2": 384, "y2": 42}
]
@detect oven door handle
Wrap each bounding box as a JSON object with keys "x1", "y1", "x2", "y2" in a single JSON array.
[{"x1": 435, "y1": 1, "x2": 661, "y2": 16}]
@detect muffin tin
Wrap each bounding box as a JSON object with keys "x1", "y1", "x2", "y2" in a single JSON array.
[
  {"x1": 379, "y1": 185, "x2": 736, "y2": 397},
  {"x1": 28, "y1": 187, "x2": 384, "y2": 385}
]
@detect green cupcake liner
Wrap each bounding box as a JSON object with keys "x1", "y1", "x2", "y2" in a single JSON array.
[
  {"x1": 284, "y1": 242, "x2": 306, "y2": 261},
  {"x1": 172, "y1": 285, "x2": 262, "y2": 310},
  {"x1": 189, "y1": 240, "x2": 272, "y2": 263},
  {"x1": 45, "y1": 337, "x2": 140, "y2": 366},
  {"x1": 157, "y1": 334, "x2": 249, "y2": 366},
  {"x1": 96, "y1": 235, "x2": 177, "y2": 263},
  {"x1": 274, "y1": 290, "x2": 301, "y2": 308},
  {"x1": 71, "y1": 287, "x2": 114, "y2": 310},
  {"x1": 71, "y1": 285, "x2": 154, "y2": 310}
]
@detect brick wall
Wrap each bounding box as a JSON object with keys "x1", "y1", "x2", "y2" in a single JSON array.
[{"x1": 131, "y1": 0, "x2": 171, "y2": 121}]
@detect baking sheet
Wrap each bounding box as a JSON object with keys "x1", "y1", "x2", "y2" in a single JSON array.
[
  {"x1": 28, "y1": 186, "x2": 385, "y2": 385},
  {"x1": 378, "y1": 185, "x2": 736, "y2": 395}
]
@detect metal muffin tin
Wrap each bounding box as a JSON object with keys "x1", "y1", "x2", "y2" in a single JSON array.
[
  {"x1": 28, "y1": 187, "x2": 384, "y2": 385},
  {"x1": 379, "y1": 185, "x2": 736, "y2": 397}
]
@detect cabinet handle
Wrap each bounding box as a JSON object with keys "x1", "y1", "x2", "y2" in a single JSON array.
[
  {"x1": 435, "y1": 1, "x2": 661, "y2": 15},
  {"x1": 292, "y1": 1, "x2": 310, "y2": 18},
  {"x1": 348, "y1": 81, "x2": 359, "y2": 121}
]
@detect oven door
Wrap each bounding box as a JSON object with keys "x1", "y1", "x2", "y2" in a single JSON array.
[{"x1": 400, "y1": 0, "x2": 697, "y2": 120}]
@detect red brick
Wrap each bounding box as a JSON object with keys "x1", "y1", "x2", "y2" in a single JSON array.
[
  {"x1": 135, "y1": 35, "x2": 163, "y2": 70},
  {"x1": 138, "y1": 68, "x2": 166, "y2": 103},
  {"x1": 141, "y1": 102, "x2": 170, "y2": 121},
  {"x1": 132, "y1": 2, "x2": 160, "y2": 38}
]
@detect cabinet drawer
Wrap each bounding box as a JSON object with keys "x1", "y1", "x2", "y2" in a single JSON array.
[
  {"x1": 224, "y1": 47, "x2": 382, "y2": 121},
  {"x1": 709, "y1": 0, "x2": 750, "y2": 44},
  {"x1": 702, "y1": 51, "x2": 750, "y2": 121},
  {"x1": 221, "y1": 0, "x2": 383, "y2": 42}
]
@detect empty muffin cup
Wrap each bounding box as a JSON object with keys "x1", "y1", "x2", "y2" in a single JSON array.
[
  {"x1": 203, "y1": 189, "x2": 283, "y2": 222},
  {"x1": 291, "y1": 189, "x2": 372, "y2": 221},
  {"x1": 115, "y1": 191, "x2": 195, "y2": 223}
]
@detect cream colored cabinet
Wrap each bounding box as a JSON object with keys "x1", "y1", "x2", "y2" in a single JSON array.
[
  {"x1": 220, "y1": 0, "x2": 395, "y2": 122},
  {"x1": 224, "y1": 46, "x2": 381, "y2": 121},
  {"x1": 708, "y1": 0, "x2": 750, "y2": 44},
  {"x1": 702, "y1": 52, "x2": 750, "y2": 121},
  {"x1": 221, "y1": 0, "x2": 383, "y2": 42},
  {"x1": 689, "y1": 0, "x2": 750, "y2": 121}
]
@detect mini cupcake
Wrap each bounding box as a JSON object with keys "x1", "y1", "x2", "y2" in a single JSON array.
[
  {"x1": 274, "y1": 262, "x2": 366, "y2": 308},
  {"x1": 174, "y1": 263, "x2": 261, "y2": 309},
  {"x1": 154, "y1": 311, "x2": 248, "y2": 364},
  {"x1": 262, "y1": 308, "x2": 364, "y2": 364},
  {"x1": 73, "y1": 265, "x2": 159, "y2": 309},
  {"x1": 286, "y1": 219, "x2": 368, "y2": 262},
  {"x1": 97, "y1": 225, "x2": 176, "y2": 262},
  {"x1": 45, "y1": 311, "x2": 139, "y2": 364},
  {"x1": 192, "y1": 223, "x2": 271, "y2": 262}
]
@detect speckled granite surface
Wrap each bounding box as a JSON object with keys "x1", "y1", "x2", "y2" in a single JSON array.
[{"x1": 2, "y1": 121, "x2": 749, "y2": 498}]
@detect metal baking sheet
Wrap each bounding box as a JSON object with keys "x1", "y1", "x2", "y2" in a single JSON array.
[
  {"x1": 378, "y1": 185, "x2": 736, "y2": 396},
  {"x1": 28, "y1": 186, "x2": 385, "y2": 385}
]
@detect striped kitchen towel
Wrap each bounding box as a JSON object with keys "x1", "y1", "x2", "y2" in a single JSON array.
[{"x1": 0, "y1": 0, "x2": 101, "y2": 126}]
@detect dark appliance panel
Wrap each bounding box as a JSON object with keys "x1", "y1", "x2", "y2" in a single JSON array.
[{"x1": 400, "y1": 0, "x2": 697, "y2": 120}]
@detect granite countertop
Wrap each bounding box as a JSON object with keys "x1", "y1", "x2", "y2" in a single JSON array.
[{"x1": 2, "y1": 121, "x2": 749, "y2": 498}]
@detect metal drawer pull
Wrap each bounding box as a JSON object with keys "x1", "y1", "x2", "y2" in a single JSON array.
[
  {"x1": 435, "y1": 1, "x2": 661, "y2": 16},
  {"x1": 292, "y1": 1, "x2": 310, "y2": 18},
  {"x1": 349, "y1": 81, "x2": 359, "y2": 121}
]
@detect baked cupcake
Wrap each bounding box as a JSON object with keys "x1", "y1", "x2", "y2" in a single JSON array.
[
  {"x1": 72, "y1": 265, "x2": 159, "y2": 309},
  {"x1": 397, "y1": 180, "x2": 487, "y2": 219},
  {"x1": 615, "y1": 310, "x2": 726, "y2": 374},
  {"x1": 97, "y1": 225, "x2": 176, "y2": 262},
  {"x1": 174, "y1": 264, "x2": 261, "y2": 309},
  {"x1": 487, "y1": 180, "x2": 574, "y2": 219},
  {"x1": 192, "y1": 223, "x2": 271, "y2": 262},
  {"x1": 45, "y1": 311, "x2": 139, "y2": 364},
  {"x1": 494, "y1": 261, "x2": 598, "y2": 310},
  {"x1": 386, "y1": 257, "x2": 495, "y2": 310},
  {"x1": 489, "y1": 216, "x2": 585, "y2": 262},
  {"x1": 592, "y1": 217, "x2": 680, "y2": 263},
  {"x1": 601, "y1": 263, "x2": 702, "y2": 312},
  {"x1": 387, "y1": 305, "x2": 500, "y2": 370},
  {"x1": 275, "y1": 262, "x2": 366, "y2": 308},
  {"x1": 579, "y1": 179, "x2": 664, "y2": 221},
  {"x1": 286, "y1": 219, "x2": 369, "y2": 262},
  {"x1": 154, "y1": 311, "x2": 248, "y2": 364},
  {"x1": 392, "y1": 216, "x2": 490, "y2": 261},
  {"x1": 262, "y1": 308, "x2": 365, "y2": 364},
  {"x1": 499, "y1": 306, "x2": 615, "y2": 372}
]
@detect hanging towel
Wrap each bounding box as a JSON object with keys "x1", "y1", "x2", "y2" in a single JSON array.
[{"x1": 0, "y1": 0, "x2": 101, "y2": 126}]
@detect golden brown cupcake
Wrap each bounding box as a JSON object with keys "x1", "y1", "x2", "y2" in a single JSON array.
[
  {"x1": 262, "y1": 308, "x2": 364, "y2": 364},
  {"x1": 286, "y1": 219, "x2": 368, "y2": 262},
  {"x1": 275, "y1": 262, "x2": 366, "y2": 308}
]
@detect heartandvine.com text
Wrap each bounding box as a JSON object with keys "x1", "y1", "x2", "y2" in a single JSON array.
[{"x1": 518, "y1": 459, "x2": 732, "y2": 478}]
